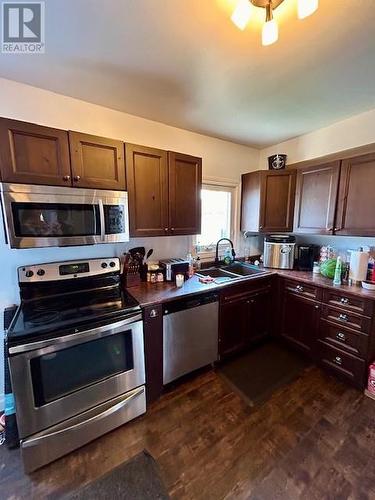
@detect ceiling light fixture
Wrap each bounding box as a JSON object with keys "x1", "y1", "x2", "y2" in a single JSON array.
[{"x1": 230, "y1": 0, "x2": 319, "y2": 45}]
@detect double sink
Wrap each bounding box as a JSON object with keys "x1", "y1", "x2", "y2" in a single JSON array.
[{"x1": 196, "y1": 262, "x2": 269, "y2": 283}]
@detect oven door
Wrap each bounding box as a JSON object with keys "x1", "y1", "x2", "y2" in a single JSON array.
[{"x1": 9, "y1": 314, "x2": 145, "y2": 438}]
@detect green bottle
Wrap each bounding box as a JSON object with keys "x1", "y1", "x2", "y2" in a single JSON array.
[{"x1": 333, "y1": 256, "x2": 342, "y2": 286}]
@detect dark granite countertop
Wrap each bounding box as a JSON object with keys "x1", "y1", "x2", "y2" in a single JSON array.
[
  {"x1": 127, "y1": 267, "x2": 375, "y2": 307},
  {"x1": 127, "y1": 272, "x2": 273, "y2": 307}
]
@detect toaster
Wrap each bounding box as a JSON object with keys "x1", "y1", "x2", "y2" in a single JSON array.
[{"x1": 159, "y1": 259, "x2": 190, "y2": 281}]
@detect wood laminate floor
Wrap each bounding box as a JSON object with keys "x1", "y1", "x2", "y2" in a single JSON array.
[{"x1": 0, "y1": 366, "x2": 374, "y2": 500}]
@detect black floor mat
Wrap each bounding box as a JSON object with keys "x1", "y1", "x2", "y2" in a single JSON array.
[
  {"x1": 65, "y1": 450, "x2": 169, "y2": 500},
  {"x1": 218, "y1": 341, "x2": 311, "y2": 406}
]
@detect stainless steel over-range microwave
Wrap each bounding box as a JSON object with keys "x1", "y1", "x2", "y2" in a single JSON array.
[{"x1": 0, "y1": 183, "x2": 129, "y2": 249}]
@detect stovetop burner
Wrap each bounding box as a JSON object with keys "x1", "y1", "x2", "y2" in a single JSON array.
[{"x1": 25, "y1": 309, "x2": 61, "y2": 327}]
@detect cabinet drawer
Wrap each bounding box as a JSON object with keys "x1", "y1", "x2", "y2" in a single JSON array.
[
  {"x1": 319, "y1": 320, "x2": 369, "y2": 359},
  {"x1": 283, "y1": 279, "x2": 320, "y2": 301},
  {"x1": 321, "y1": 306, "x2": 371, "y2": 334},
  {"x1": 322, "y1": 289, "x2": 374, "y2": 317},
  {"x1": 316, "y1": 340, "x2": 366, "y2": 388}
]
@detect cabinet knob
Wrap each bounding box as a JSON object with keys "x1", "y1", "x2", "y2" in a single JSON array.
[
  {"x1": 336, "y1": 332, "x2": 346, "y2": 342},
  {"x1": 63, "y1": 175, "x2": 71, "y2": 181},
  {"x1": 333, "y1": 356, "x2": 342, "y2": 366},
  {"x1": 340, "y1": 297, "x2": 349, "y2": 305},
  {"x1": 259, "y1": 225, "x2": 263, "y2": 229},
  {"x1": 164, "y1": 228, "x2": 168, "y2": 232},
  {"x1": 315, "y1": 305, "x2": 320, "y2": 310},
  {"x1": 171, "y1": 228, "x2": 175, "y2": 231},
  {"x1": 149, "y1": 309, "x2": 158, "y2": 318},
  {"x1": 73, "y1": 175, "x2": 81, "y2": 182},
  {"x1": 338, "y1": 313, "x2": 348, "y2": 322}
]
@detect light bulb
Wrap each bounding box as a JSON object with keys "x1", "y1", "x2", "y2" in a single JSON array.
[
  {"x1": 262, "y1": 18, "x2": 278, "y2": 45},
  {"x1": 231, "y1": 0, "x2": 253, "y2": 30},
  {"x1": 262, "y1": 2, "x2": 278, "y2": 46},
  {"x1": 298, "y1": 0, "x2": 319, "y2": 19}
]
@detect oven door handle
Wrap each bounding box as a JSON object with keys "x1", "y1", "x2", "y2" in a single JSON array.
[
  {"x1": 22, "y1": 386, "x2": 144, "y2": 449},
  {"x1": 98, "y1": 199, "x2": 105, "y2": 242}
]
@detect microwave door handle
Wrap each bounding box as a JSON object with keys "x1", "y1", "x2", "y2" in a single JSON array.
[{"x1": 98, "y1": 199, "x2": 105, "y2": 241}]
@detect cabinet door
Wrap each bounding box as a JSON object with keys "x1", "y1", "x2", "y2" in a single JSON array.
[
  {"x1": 335, "y1": 153, "x2": 375, "y2": 236},
  {"x1": 143, "y1": 305, "x2": 163, "y2": 404},
  {"x1": 0, "y1": 118, "x2": 71, "y2": 186},
  {"x1": 168, "y1": 152, "x2": 202, "y2": 235},
  {"x1": 69, "y1": 131, "x2": 126, "y2": 190},
  {"x1": 259, "y1": 170, "x2": 296, "y2": 232},
  {"x1": 126, "y1": 144, "x2": 168, "y2": 237},
  {"x1": 294, "y1": 161, "x2": 340, "y2": 234},
  {"x1": 280, "y1": 291, "x2": 319, "y2": 354},
  {"x1": 246, "y1": 289, "x2": 271, "y2": 344},
  {"x1": 219, "y1": 298, "x2": 247, "y2": 359}
]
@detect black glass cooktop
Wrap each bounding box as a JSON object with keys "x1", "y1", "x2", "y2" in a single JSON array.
[{"x1": 7, "y1": 286, "x2": 140, "y2": 344}]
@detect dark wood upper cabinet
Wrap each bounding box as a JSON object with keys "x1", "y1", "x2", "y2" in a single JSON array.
[
  {"x1": 293, "y1": 161, "x2": 340, "y2": 235},
  {"x1": 241, "y1": 170, "x2": 296, "y2": 233},
  {"x1": 126, "y1": 145, "x2": 202, "y2": 238},
  {"x1": 126, "y1": 144, "x2": 169, "y2": 237},
  {"x1": 69, "y1": 131, "x2": 126, "y2": 190},
  {"x1": 335, "y1": 153, "x2": 375, "y2": 236},
  {"x1": 0, "y1": 118, "x2": 71, "y2": 186},
  {"x1": 168, "y1": 152, "x2": 202, "y2": 236}
]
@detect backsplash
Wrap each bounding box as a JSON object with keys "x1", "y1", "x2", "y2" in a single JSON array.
[{"x1": 254, "y1": 234, "x2": 375, "y2": 259}]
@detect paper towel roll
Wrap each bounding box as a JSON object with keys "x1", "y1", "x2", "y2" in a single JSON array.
[{"x1": 349, "y1": 251, "x2": 369, "y2": 282}]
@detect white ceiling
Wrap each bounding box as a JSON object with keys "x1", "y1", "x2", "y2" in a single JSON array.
[{"x1": 1, "y1": 0, "x2": 375, "y2": 148}]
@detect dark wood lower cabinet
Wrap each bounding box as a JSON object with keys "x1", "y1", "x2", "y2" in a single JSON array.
[
  {"x1": 280, "y1": 291, "x2": 319, "y2": 355},
  {"x1": 219, "y1": 282, "x2": 272, "y2": 360},
  {"x1": 219, "y1": 298, "x2": 248, "y2": 358},
  {"x1": 143, "y1": 304, "x2": 163, "y2": 404},
  {"x1": 279, "y1": 277, "x2": 373, "y2": 389}
]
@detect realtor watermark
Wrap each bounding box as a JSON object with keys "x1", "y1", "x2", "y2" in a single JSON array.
[{"x1": 2, "y1": 1, "x2": 45, "y2": 53}]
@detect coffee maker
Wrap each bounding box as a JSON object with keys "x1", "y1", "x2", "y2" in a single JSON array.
[{"x1": 296, "y1": 245, "x2": 320, "y2": 271}]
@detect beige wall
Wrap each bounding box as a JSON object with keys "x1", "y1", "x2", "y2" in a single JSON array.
[{"x1": 259, "y1": 107, "x2": 375, "y2": 168}]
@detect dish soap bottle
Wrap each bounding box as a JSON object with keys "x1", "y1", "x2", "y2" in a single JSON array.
[
  {"x1": 333, "y1": 256, "x2": 342, "y2": 286},
  {"x1": 223, "y1": 248, "x2": 233, "y2": 265}
]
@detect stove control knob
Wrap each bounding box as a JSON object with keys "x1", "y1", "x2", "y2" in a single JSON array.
[
  {"x1": 101, "y1": 262, "x2": 108, "y2": 268},
  {"x1": 25, "y1": 270, "x2": 34, "y2": 278},
  {"x1": 37, "y1": 269, "x2": 45, "y2": 276},
  {"x1": 109, "y1": 261, "x2": 116, "y2": 268}
]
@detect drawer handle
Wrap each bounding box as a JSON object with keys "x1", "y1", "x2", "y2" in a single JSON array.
[
  {"x1": 295, "y1": 285, "x2": 304, "y2": 292},
  {"x1": 338, "y1": 314, "x2": 348, "y2": 322},
  {"x1": 149, "y1": 309, "x2": 158, "y2": 318},
  {"x1": 336, "y1": 332, "x2": 346, "y2": 342},
  {"x1": 333, "y1": 356, "x2": 342, "y2": 366},
  {"x1": 340, "y1": 297, "x2": 349, "y2": 305}
]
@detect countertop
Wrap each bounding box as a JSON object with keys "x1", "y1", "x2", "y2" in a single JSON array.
[{"x1": 127, "y1": 267, "x2": 375, "y2": 307}]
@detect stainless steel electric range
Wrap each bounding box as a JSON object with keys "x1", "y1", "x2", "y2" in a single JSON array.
[{"x1": 6, "y1": 257, "x2": 146, "y2": 473}]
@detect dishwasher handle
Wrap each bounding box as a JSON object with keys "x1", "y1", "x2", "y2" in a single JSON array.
[{"x1": 163, "y1": 293, "x2": 219, "y2": 315}]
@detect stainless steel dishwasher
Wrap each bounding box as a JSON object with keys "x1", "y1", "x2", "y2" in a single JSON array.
[{"x1": 163, "y1": 293, "x2": 219, "y2": 384}]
